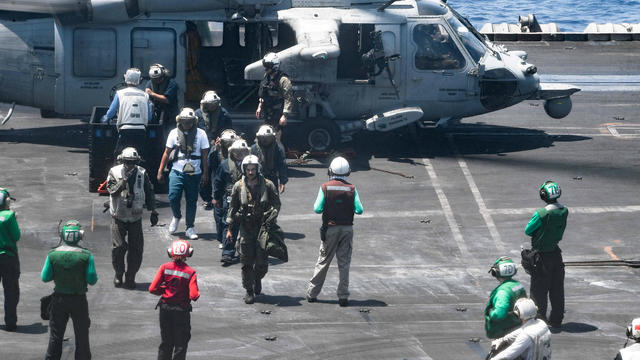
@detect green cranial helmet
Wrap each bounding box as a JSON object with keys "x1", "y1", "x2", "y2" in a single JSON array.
[
  {"x1": 0, "y1": 187, "x2": 10, "y2": 209},
  {"x1": 489, "y1": 256, "x2": 517, "y2": 278},
  {"x1": 60, "y1": 220, "x2": 84, "y2": 245},
  {"x1": 539, "y1": 181, "x2": 561, "y2": 202}
]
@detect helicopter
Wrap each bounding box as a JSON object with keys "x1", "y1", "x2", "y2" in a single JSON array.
[{"x1": 0, "y1": 0, "x2": 579, "y2": 153}]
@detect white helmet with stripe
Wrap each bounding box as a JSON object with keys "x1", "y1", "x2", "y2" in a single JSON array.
[{"x1": 329, "y1": 156, "x2": 350, "y2": 176}]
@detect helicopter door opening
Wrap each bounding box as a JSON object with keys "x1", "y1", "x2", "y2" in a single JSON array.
[
  {"x1": 337, "y1": 24, "x2": 375, "y2": 80},
  {"x1": 405, "y1": 21, "x2": 471, "y2": 121}
]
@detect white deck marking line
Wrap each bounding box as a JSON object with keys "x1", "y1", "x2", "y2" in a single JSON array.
[
  {"x1": 422, "y1": 158, "x2": 470, "y2": 259},
  {"x1": 488, "y1": 205, "x2": 640, "y2": 215},
  {"x1": 278, "y1": 209, "x2": 442, "y2": 221},
  {"x1": 448, "y1": 136, "x2": 505, "y2": 253}
]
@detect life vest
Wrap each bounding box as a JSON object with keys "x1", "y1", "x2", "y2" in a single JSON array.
[
  {"x1": 259, "y1": 70, "x2": 286, "y2": 108},
  {"x1": 321, "y1": 179, "x2": 356, "y2": 226},
  {"x1": 532, "y1": 203, "x2": 568, "y2": 252},
  {"x1": 48, "y1": 245, "x2": 92, "y2": 295},
  {"x1": 524, "y1": 319, "x2": 552, "y2": 360},
  {"x1": 158, "y1": 261, "x2": 197, "y2": 308},
  {"x1": 618, "y1": 343, "x2": 640, "y2": 360},
  {"x1": 225, "y1": 160, "x2": 244, "y2": 197},
  {"x1": 109, "y1": 165, "x2": 146, "y2": 222},
  {"x1": 116, "y1": 87, "x2": 149, "y2": 130}
]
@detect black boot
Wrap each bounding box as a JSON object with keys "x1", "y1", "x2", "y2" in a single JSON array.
[
  {"x1": 114, "y1": 274, "x2": 123, "y2": 288},
  {"x1": 123, "y1": 275, "x2": 136, "y2": 290},
  {"x1": 254, "y1": 279, "x2": 262, "y2": 296},
  {"x1": 244, "y1": 291, "x2": 255, "y2": 304}
]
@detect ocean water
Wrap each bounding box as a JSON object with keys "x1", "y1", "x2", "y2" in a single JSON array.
[{"x1": 448, "y1": 0, "x2": 640, "y2": 32}]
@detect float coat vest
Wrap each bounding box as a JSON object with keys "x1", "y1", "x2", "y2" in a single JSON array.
[
  {"x1": 617, "y1": 343, "x2": 640, "y2": 360},
  {"x1": 321, "y1": 179, "x2": 356, "y2": 226},
  {"x1": 259, "y1": 71, "x2": 285, "y2": 108},
  {"x1": 485, "y1": 279, "x2": 527, "y2": 339},
  {"x1": 0, "y1": 209, "x2": 19, "y2": 257},
  {"x1": 116, "y1": 87, "x2": 149, "y2": 130},
  {"x1": 532, "y1": 204, "x2": 568, "y2": 252},
  {"x1": 524, "y1": 319, "x2": 552, "y2": 360},
  {"x1": 48, "y1": 245, "x2": 93, "y2": 295},
  {"x1": 109, "y1": 165, "x2": 146, "y2": 222}
]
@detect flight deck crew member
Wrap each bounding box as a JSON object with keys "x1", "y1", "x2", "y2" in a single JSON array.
[
  {"x1": 489, "y1": 298, "x2": 552, "y2": 360},
  {"x1": 226, "y1": 155, "x2": 280, "y2": 304},
  {"x1": 525, "y1": 181, "x2": 568, "y2": 331},
  {"x1": 102, "y1": 68, "x2": 152, "y2": 159},
  {"x1": 42, "y1": 220, "x2": 98, "y2": 360},
  {"x1": 106, "y1": 147, "x2": 158, "y2": 289},
  {"x1": 485, "y1": 256, "x2": 527, "y2": 339},
  {"x1": 157, "y1": 108, "x2": 210, "y2": 240},
  {"x1": 306, "y1": 157, "x2": 363, "y2": 307},
  {"x1": 255, "y1": 53, "x2": 294, "y2": 140},
  {"x1": 208, "y1": 129, "x2": 238, "y2": 245},
  {"x1": 196, "y1": 90, "x2": 233, "y2": 210},
  {"x1": 251, "y1": 124, "x2": 288, "y2": 194},
  {"x1": 0, "y1": 188, "x2": 20, "y2": 331},
  {"x1": 615, "y1": 318, "x2": 640, "y2": 360},
  {"x1": 149, "y1": 239, "x2": 200, "y2": 360},
  {"x1": 214, "y1": 139, "x2": 250, "y2": 264},
  {"x1": 146, "y1": 63, "x2": 179, "y2": 127}
]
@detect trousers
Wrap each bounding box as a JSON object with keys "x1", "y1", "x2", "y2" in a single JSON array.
[
  {"x1": 168, "y1": 170, "x2": 202, "y2": 229},
  {"x1": 111, "y1": 217, "x2": 144, "y2": 280},
  {"x1": 307, "y1": 225, "x2": 353, "y2": 300},
  {"x1": 158, "y1": 305, "x2": 191, "y2": 360},
  {"x1": 0, "y1": 254, "x2": 19, "y2": 327},
  {"x1": 45, "y1": 294, "x2": 91, "y2": 360},
  {"x1": 530, "y1": 248, "x2": 565, "y2": 326},
  {"x1": 238, "y1": 230, "x2": 268, "y2": 292}
]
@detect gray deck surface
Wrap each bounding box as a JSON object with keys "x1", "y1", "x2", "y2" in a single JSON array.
[{"x1": 0, "y1": 41, "x2": 639, "y2": 359}]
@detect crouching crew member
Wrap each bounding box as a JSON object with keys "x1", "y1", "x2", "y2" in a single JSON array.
[
  {"x1": 149, "y1": 239, "x2": 200, "y2": 360},
  {"x1": 107, "y1": 147, "x2": 158, "y2": 289},
  {"x1": 525, "y1": 181, "x2": 568, "y2": 331},
  {"x1": 306, "y1": 157, "x2": 363, "y2": 307},
  {"x1": 251, "y1": 125, "x2": 288, "y2": 194},
  {"x1": 42, "y1": 221, "x2": 98, "y2": 360},
  {"x1": 489, "y1": 298, "x2": 552, "y2": 360},
  {"x1": 226, "y1": 155, "x2": 280, "y2": 304},
  {"x1": 0, "y1": 188, "x2": 20, "y2": 331},
  {"x1": 485, "y1": 256, "x2": 527, "y2": 339}
]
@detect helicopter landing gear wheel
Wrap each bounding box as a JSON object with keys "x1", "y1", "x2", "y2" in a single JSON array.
[{"x1": 302, "y1": 120, "x2": 339, "y2": 152}]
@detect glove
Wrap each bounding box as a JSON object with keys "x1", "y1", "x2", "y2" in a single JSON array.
[{"x1": 150, "y1": 211, "x2": 159, "y2": 226}]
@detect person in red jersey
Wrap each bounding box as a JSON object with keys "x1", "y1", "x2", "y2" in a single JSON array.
[{"x1": 149, "y1": 239, "x2": 200, "y2": 360}]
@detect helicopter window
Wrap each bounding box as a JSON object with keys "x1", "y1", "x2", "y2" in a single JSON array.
[
  {"x1": 73, "y1": 28, "x2": 116, "y2": 78},
  {"x1": 412, "y1": 24, "x2": 465, "y2": 71},
  {"x1": 131, "y1": 28, "x2": 176, "y2": 78},
  {"x1": 446, "y1": 16, "x2": 486, "y2": 63}
]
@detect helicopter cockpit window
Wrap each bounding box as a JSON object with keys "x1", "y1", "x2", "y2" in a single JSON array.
[
  {"x1": 413, "y1": 24, "x2": 465, "y2": 71},
  {"x1": 446, "y1": 16, "x2": 486, "y2": 63}
]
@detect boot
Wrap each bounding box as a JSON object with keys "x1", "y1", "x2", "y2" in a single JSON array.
[
  {"x1": 123, "y1": 275, "x2": 136, "y2": 290},
  {"x1": 244, "y1": 291, "x2": 255, "y2": 304},
  {"x1": 114, "y1": 274, "x2": 123, "y2": 288},
  {"x1": 254, "y1": 279, "x2": 262, "y2": 296}
]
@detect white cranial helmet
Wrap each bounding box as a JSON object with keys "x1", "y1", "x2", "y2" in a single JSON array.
[
  {"x1": 119, "y1": 147, "x2": 140, "y2": 162},
  {"x1": 514, "y1": 298, "x2": 538, "y2": 321},
  {"x1": 241, "y1": 154, "x2": 262, "y2": 173},
  {"x1": 628, "y1": 318, "x2": 640, "y2": 340},
  {"x1": 124, "y1": 68, "x2": 142, "y2": 86},
  {"x1": 149, "y1": 63, "x2": 166, "y2": 79},
  {"x1": 220, "y1": 129, "x2": 238, "y2": 143},
  {"x1": 201, "y1": 90, "x2": 221, "y2": 106},
  {"x1": 229, "y1": 139, "x2": 249, "y2": 155},
  {"x1": 329, "y1": 156, "x2": 350, "y2": 176},
  {"x1": 262, "y1": 52, "x2": 280, "y2": 70},
  {"x1": 176, "y1": 107, "x2": 196, "y2": 124},
  {"x1": 256, "y1": 124, "x2": 276, "y2": 138}
]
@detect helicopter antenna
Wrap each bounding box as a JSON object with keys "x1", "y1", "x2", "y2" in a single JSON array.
[{"x1": 377, "y1": 0, "x2": 398, "y2": 12}]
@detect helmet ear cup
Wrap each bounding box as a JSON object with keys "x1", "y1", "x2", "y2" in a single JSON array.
[
  {"x1": 167, "y1": 247, "x2": 172, "y2": 258},
  {"x1": 188, "y1": 247, "x2": 194, "y2": 257},
  {"x1": 628, "y1": 326, "x2": 633, "y2": 339},
  {"x1": 539, "y1": 188, "x2": 548, "y2": 202},
  {"x1": 489, "y1": 266, "x2": 498, "y2": 278}
]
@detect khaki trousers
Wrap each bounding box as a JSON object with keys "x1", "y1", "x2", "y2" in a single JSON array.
[{"x1": 306, "y1": 225, "x2": 353, "y2": 300}]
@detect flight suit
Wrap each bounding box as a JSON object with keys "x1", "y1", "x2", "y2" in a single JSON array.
[
  {"x1": 250, "y1": 142, "x2": 288, "y2": 190},
  {"x1": 525, "y1": 202, "x2": 568, "y2": 327},
  {"x1": 145, "y1": 77, "x2": 179, "y2": 128},
  {"x1": 214, "y1": 158, "x2": 244, "y2": 261},
  {"x1": 226, "y1": 176, "x2": 280, "y2": 294},
  {"x1": 258, "y1": 70, "x2": 294, "y2": 129},
  {"x1": 0, "y1": 209, "x2": 20, "y2": 330}
]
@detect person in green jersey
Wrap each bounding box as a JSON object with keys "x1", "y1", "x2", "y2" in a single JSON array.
[
  {"x1": 485, "y1": 256, "x2": 527, "y2": 339},
  {"x1": 525, "y1": 180, "x2": 568, "y2": 331},
  {"x1": 0, "y1": 187, "x2": 20, "y2": 331},
  {"x1": 42, "y1": 220, "x2": 98, "y2": 360}
]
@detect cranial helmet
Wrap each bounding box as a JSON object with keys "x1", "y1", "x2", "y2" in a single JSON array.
[
  {"x1": 200, "y1": 91, "x2": 221, "y2": 106},
  {"x1": 241, "y1": 154, "x2": 262, "y2": 173},
  {"x1": 489, "y1": 256, "x2": 517, "y2": 278},
  {"x1": 262, "y1": 52, "x2": 280, "y2": 70},
  {"x1": 514, "y1": 298, "x2": 538, "y2": 321},
  {"x1": 149, "y1": 63, "x2": 167, "y2": 79},
  {"x1": 124, "y1": 68, "x2": 142, "y2": 86},
  {"x1": 626, "y1": 318, "x2": 640, "y2": 341},
  {"x1": 220, "y1": 129, "x2": 237, "y2": 143},
  {"x1": 119, "y1": 147, "x2": 140, "y2": 163},
  {"x1": 329, "y1": 156, "x2": 351, "y2": 176},
  {"x1": 256, "y1": 125, "x2": 276, "y2": 138},
  {"x1": 60, "y1": 220, "x2": 84, "y2": 246},
  {"x1": 539, "y1": 181, "x2": 561, "y2": 202},
  {"x1": 0, "y1": 187, "x2": 10, "y2": 209},
  {"x1": 176, "y1": 107, "x2": 197, "y2": 125},
  {"x1": 167, "y1": 239, "x2": 194, "y2": 259},
  {"x1": 229, "y1": 139, "x2": 250, "y2": 158}
]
